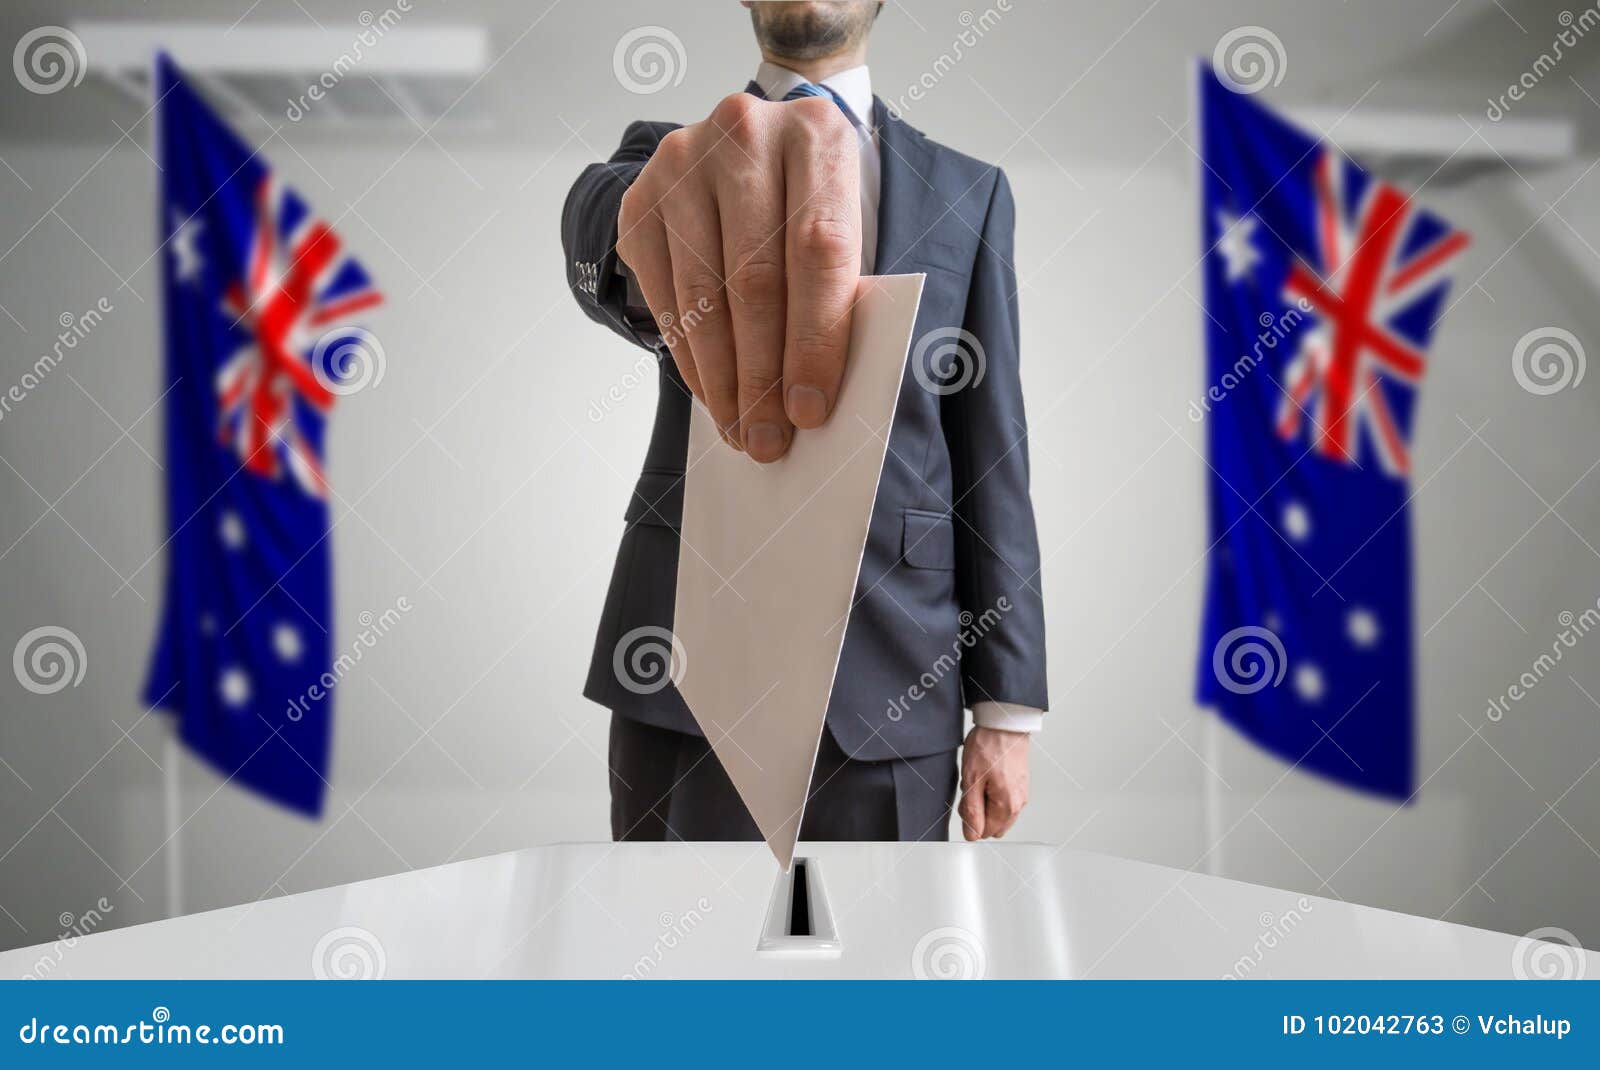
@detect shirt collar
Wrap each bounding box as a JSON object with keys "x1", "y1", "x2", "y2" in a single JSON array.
[{"x1": 754, "y1": 60, "x2": 873, "y2": 123}]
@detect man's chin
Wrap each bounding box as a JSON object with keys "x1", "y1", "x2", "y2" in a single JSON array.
[
  {"x1": 752, "y1": 0, "x2": 877, "y2": 60},
  {"x1": 759, "y1": 23, "x2": 850, "y2": 61}
]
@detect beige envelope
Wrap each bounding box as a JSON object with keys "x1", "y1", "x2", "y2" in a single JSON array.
[{"x1": 671, "y1": 274, "x2": 926, "y2": 871}]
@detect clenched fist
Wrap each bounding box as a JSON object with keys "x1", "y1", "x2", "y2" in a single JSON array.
[{"x1": 615, "y1": 92, "x2": 862, "y2": 462}]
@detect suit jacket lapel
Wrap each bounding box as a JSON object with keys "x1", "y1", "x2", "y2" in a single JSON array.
[{"x1": 872, "y1": 98, "x2": 942, "y2": 278}]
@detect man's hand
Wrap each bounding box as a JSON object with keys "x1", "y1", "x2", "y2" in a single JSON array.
[
  {"x1": 615, "y1": 92, "x2": 862, "y2": 462},
  {"x1": 958, "y1": 726, "x2": 1030, "y2": 841}
]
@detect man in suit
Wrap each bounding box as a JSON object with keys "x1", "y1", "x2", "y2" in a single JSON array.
[{"x1": 562, "y1": 1, "x2": 1047, "y2": 844}]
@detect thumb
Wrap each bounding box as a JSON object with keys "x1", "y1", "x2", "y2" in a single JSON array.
[{"x1": 959, "y1": 778, "x2": 986, "y2": 841}]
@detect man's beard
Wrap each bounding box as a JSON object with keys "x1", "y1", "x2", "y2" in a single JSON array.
[{"x1": 750, "y1": 2, "x2": 878, "y2": 61}]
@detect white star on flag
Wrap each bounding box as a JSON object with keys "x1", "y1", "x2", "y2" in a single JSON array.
[
  {"x1": 218, "y1": 510, "x2": 246, "y2": 550},
  {"x1": 170, "y1": 210, "x2": 205, "y2": 286},
  {"x1": 219, "y1": 666, "x2": 251, "y2": 708},
  {"x1": 1347, "y1": 607, "x2": 1380, "y2": 648},
  {"x1": 1293, "y1": 662, "x2": 1325, "y2": 703},
  {"x1": 1281, "y1": 500, "x2": 1311, "y2": 542},
  {"x1": 1214, "y1": 209, "x2": 1261, "y2": 283},
  {"x1": 272, "y1": 623, "x2": 303, "y2": 663}
]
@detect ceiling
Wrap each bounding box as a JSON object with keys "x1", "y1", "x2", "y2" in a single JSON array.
[{"x1": 1, "y1": 0, "x2": 1595, "y2": 168}]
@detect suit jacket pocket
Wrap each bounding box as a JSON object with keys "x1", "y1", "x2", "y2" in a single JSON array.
[{"x1": 902, "y1": 508, "x2": 956, "y2": 570}]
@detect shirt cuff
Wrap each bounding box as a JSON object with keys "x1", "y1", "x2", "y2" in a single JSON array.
[
  {"x1": 971, "y1": 702, "x2": 1044, "y2": 734},
  {"x1": 617, "y1": 263, "x2": 663, "y2": 345}
]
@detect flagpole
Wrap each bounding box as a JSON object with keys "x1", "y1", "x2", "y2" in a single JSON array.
[
  {"x1": 1202, "y1": 713, "x2": 1224, "y2": 877},
  {"x1": 149, "y1": 48, "x2": 184, "y2": 921},
  {"x1": 162, "y1": 732, "x2": 185, "y2": 917},
  {"x1": 1190, "y1": 57, "x2": 1224, "y2": 880}
]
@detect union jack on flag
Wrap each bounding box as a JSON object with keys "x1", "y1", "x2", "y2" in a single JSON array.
[
  {"x1": 145, "y1": 54, "x2": 383, "y2": 816},
  {"x1": 217, "y1": 176, "x2": 383, "y2": 498},
  {"x1": 1275, "y1": 150, "x2": 1469, "y2": 476},
  {"x1": 1194, "y1": 65, "x2": 1470, "y2": 799}
]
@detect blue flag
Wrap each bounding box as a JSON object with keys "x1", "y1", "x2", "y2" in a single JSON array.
[
  {"x1": 144, "y1": 55, "x2": 383, "y2": 815},
  {"x1": 1194, "y1": 66, "x2": 1468, "y2": 798}
]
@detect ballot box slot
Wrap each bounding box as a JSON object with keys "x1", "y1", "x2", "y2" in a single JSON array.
[
  {"x1": 757, "y1": 857, "x2": 841, "y2": 958},
  {"x1": 789, "y1": 861, "x2": 813, "y2": 937}
]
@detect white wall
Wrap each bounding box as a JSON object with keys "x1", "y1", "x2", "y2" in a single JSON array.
[{"x1": 2, "y1": 0, "x2": 1598, "y2": 958}]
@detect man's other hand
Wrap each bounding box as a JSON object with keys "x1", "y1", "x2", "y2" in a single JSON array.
[
  {"x1": 958, "y1": 726, "x2": 1030, "y2": 840},
  {"x1": 615, "y1": 92, "x2": 862, "y2": 462}
]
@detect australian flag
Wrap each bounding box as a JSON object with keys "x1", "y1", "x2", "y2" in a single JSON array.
[
  {"x1": 1194, "y1": 66, "x2": 1468, "y2": 799},
  {"x1": 144, "y1": 55, "x2": 382, "y2": 815}
]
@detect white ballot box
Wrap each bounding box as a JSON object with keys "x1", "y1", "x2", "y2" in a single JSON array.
[{"x1": 2, "y1": 843, "x2": 1589, "y2": 979}]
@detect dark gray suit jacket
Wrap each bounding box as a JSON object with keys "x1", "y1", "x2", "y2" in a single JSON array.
[{"x1": 561, "y1": 98, "x2": 1047, "y2": 760}]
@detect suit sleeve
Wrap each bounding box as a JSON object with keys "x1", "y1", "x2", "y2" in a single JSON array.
[
  {"x1": 560, "y1": 120, "x2": 678, "y2": 350},
  {"x1": 942, "y1": 168, "x2": 1049, "y2": 715}
]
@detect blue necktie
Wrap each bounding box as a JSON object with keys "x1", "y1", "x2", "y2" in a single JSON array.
[{"x1": 781, "y1": 81, "x2": 864, "y2": 131}]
